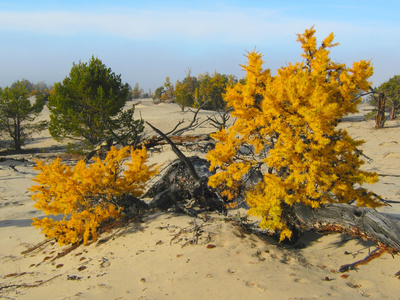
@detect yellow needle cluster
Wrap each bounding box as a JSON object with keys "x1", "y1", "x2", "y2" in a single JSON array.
[
  {"x1": 207, "y1": 27, "x2": 381, "y2": 241},
  {"x1": 30, "y1": 146, "x2": 158, "y2": 245}
]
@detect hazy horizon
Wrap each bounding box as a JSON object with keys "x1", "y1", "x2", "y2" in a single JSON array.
[{"x1": 1, "y1": 0, "x2": 399, "y2": 91}]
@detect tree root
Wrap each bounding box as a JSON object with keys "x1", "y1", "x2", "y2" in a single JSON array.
[
  {"x1": 0, "y1": 274, "x2": 62, "y2": 291},
  {"x1": 21, "y1": 238, "x2": 56, "y2": 255},
  {"x1": 338, "y1": 247, "x2": 386, "y2": 272},
  {"x1": 50, "y1": 243, "x2": 80, "y2": 262}
]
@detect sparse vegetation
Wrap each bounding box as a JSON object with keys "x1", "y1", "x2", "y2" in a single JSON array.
[{"x1": 19, "y1": 27, "x2": 396, "y2": 255}]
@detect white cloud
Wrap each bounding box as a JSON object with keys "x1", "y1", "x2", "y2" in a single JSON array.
[{"x1": 0, "y1": 8, "x2": 332, "y2": 43}]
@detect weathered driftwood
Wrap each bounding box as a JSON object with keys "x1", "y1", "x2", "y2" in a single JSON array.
[
  {"x1": 292, "y1": 202, "x2": 400, "y2": 252},
  {"x1": 144, "y1": 156, "x2": 225, "y2": 214},
  {"x1": 142, "y1": 104, "x2": 209, "y2": 149},
  {"x1": 145, "y1": 122, "x2": 226, "y2": 215},
  {"x1": 146, "y1": 121, "x2": 200, "y2": 181}
]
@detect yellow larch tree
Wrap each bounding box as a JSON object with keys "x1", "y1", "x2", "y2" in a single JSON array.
[
  {"x1": 30, "y1": 146, "x2": 158, "y2": 245},
  {"x1": 207, "y1": 27, "x2": 382, "y2": 241}
]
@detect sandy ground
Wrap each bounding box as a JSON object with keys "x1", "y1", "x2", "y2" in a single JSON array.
[{"x1": 0, "y1": 99, "x2": 400, "y2": 299}]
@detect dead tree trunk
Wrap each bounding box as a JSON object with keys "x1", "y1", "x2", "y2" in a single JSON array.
[
  {"x1": 291, "y1": 202, "x2": 400, "y2": 252},
  {"x1": 390, "y1": 105, "x2": 396, "y2": 120},
  {"x1": 145, "y1": 122, "x2": 226, "y2": 215},
  {"x1": 146, "y1": 122, "x2": 200, "y2": 181},
  {"x1": 375, "y1": 92, "x2": 386, "y2": 129}
]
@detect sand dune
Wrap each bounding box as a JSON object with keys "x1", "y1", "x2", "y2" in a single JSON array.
[{"x1": 1, "y1": 100, "x2": 399, "y2": 299}]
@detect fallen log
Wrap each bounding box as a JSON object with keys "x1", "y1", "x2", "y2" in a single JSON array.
[{"x1": 292, "y1": 202, "x2": 400, "y2": 252}]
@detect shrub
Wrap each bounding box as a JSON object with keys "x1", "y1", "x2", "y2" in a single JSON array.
[
  {"x1": 207, "y1": 27, "x2": 382, "y2": 241},
  {"x1": 0, "y1": 81, "x2": 47, "y2": 150},
  {"x1": 48, "y1": 56, "x2": 141, "y2": 150},
  {"x1": 30, "y1": 146, "x2": 158, "y2": 245}
]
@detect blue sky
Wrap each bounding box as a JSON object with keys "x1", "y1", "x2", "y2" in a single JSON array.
[{"x1": 0, "y1": 0, "x2": 399, "y2": 92}]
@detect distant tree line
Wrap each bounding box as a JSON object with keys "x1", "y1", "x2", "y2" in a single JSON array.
[
  {"x1": 2, "y1": 55, "x2": 399, "y2": 153},
  {"x1": 131, "y1": 82, "x2": 153, "y2": 99},
  {"x1": 154, "y1": 70, "x2": 242, "y2": 111},
  {"x1": 10, "y1": 79, "x2": 50, "y2": 94}
]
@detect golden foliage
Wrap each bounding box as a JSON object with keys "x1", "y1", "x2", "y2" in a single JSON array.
[
  {"x1": 207, "y1": 27, "x2": 381, "y2": 241},
  {"x1": 30, "y1": 146, "x2": 158, "y2": 245}
]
